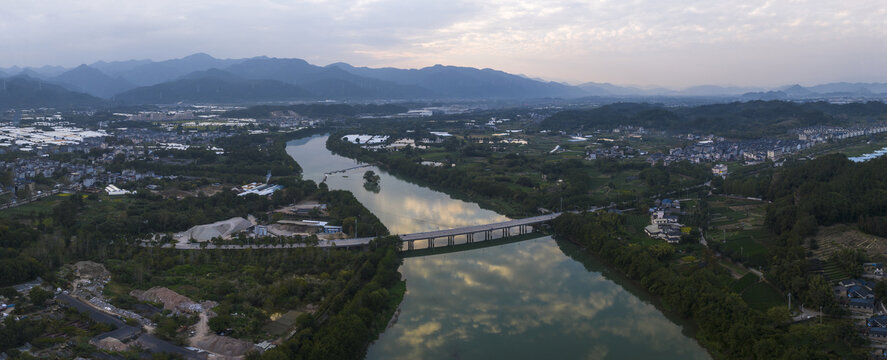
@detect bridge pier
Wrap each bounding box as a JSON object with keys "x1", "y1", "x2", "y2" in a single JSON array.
[{"x1": 396, "y1": 213, "x2": 560, "y2": 251}]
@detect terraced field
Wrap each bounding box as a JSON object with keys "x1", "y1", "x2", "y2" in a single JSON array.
[{"x1": 810, "y1": 224, "x2": 887, "y2": 261}]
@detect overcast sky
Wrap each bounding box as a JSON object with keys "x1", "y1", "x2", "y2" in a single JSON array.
[{"x1": 2, "y1": 0, "x2": 885, "y2": 88}]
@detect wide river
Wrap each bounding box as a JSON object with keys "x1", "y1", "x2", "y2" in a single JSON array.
[{"x1": 287, "y1": 134, "x2": 710, "y2": 360}]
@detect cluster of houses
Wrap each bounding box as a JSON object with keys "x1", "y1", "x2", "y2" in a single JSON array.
[
  {"x1": 644, "y1": 199, "x2": 683, "y2": 243},
  {"x1": 647, "y1": 138, "x2": 814, "y2": 166},
  {"x1": 645, "y1": 123, "x2": 887, "y2": 167},
  {"x1": 836, "y1": 278, "x2": 878, "y2": 313},
  {"x1": 794, "y1": 123, "x2": 887, "y2": 142},
  {"x1": 122, "y1": 110, "x2": 197, "y2": 121},
  {"x1": 0, "y1": 157, "x2": 159, "y2": 198}
]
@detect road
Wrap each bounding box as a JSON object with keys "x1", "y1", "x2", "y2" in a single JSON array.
[
  {"x1": 137, "y1": 334, "x2": 206, "y2": 359},
  {"x1": 57, "y1": 293, "x2": 127, "y2": 329},
  {"x1": 0, "y1": 189, "x2": 62, "y2": 210},
  {"x1": 792, "y1": 305, "x2": 823, "y2": 322},
  {"x1": 57, "y1": 294, "x2": 206, "y2": 359}
]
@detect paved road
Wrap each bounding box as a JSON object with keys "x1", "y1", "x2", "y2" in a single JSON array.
[
  {"x1": 792, "y1": 305, "x2": 823, "y2": 322},
  {"x1": 57, "y1": 294, "x2": 205, "y2": 359},
  {"x1": 57, "y1": 294, "x2": 127, "y2": 328},
  {"x1": 137, "y1": 334, "x2": 206, "y2": 359}
]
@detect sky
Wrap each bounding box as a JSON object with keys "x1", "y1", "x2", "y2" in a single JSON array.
[{"x1": 1, "y1": 0, "x2": 886, "y2": 88}]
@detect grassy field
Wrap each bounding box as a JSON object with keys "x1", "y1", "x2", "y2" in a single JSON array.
[
  {"x1": 731, "y1": 273, "x2": 759, "y2": 293},
  {"x1": 741, "y1": 281, "x2": 787, "y2": 311},
  {"x1": 0, "y1": 194, "x2": 64, "y2": 219},
  {"x1": 708, "y1": 196, "x2": 767, "y2": 230},
  {"x1": 623, "y1": 213, "x2": 660, "y2": 245},
  {"x1": 707, "y1": 196, "x2": 771, "y2": 267}
]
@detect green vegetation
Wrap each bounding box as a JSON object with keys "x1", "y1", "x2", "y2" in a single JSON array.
[
  {"x1": 742, "y1": 282, "x2": 787, "y2": 311},
  {"x1": 0, "y1": 129, "x2": 402, "y2": 359},
  {"x1": 731, "y1": 273, "x2": 759, "y2": 293},
  {"x1": 257, "y1": 237, "x2": 404, "y2": 360},
  {"x1": 553, "y1": 212, "x2": 866, "y2": 359},
  {"x1": 327, "y1": 132, "x2": 712, "y2": 217}
]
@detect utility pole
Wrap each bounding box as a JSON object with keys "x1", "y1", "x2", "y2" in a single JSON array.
[
  {"x1": 788, "y1": 292, "x2": 792, "y2": 311},
  {"x1": 354, "y1": 217, "x2": 358, "y2": 239},
  {"x1": 819, "y1": 306, "x2": 822, "y2": 324}
]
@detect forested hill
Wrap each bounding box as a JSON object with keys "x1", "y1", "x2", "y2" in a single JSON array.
[
  {"x1": 541, "y1": 101, "x2": 887, "y2": 138},
  {"x1": 0, "y1": 75, "x2": 105, "y2": 110},
  {"x1": 758, "y1": 154, "x2": 887, "y2": 238}
]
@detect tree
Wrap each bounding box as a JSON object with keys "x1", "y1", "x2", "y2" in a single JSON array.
[
  {"x1": 28, "y1": 287, "x2": 52, "y2": 306},
  {"x1": 363, "y1": 171, "x2": 380, "y2": 184}
]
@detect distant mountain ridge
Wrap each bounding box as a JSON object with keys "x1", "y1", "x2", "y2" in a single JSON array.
[
  {"x1": 112, "y1": 69, "x2": 313, "y2": 104},
  {"x1": 327, "y1": 62, "x2": 583, "y2": 98},
  {"x1": 50, "y1": 65, "x2": 135, "y2": 99},
  {"x1": 1, "y1": 53, "x2": 886, "y2": 107}
]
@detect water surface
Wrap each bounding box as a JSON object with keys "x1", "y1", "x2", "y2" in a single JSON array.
[{"x1": 286, "y1": 134, "x2": 710, "y2": 360}]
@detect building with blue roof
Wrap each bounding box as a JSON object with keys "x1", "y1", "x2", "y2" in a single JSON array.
[
  {"x1": 849, "y1": 297, "x2": 875, "y2": 311},
  {"x1": 870, "y1": 327, "x2": 887, "y2": 338},
  {"x1": 848, "y1": 285, "x2": 875, "y2": 299},
  {"x1": 868, "y1": 315, "x2": 887, "y2": 328}
]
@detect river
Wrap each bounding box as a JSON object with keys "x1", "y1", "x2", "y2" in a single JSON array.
[{"x1": 286, "y1": 134, "x2": 710, "y2": 360}]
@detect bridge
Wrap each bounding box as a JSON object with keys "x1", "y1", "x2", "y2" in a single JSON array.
[
  {"x1": 321, "y1": 164, "x2": 373, "y2": 182},
  {"x1": 165, "y1": 213, "x2": 562, "y2": 251},
  {"x1": 397, "y1": 213, "x2": 561, "y2": 250}
]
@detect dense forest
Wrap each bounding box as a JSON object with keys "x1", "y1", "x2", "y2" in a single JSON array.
[
  {"x1": 541, "y1": 101, "x2": 887, "y2": 138},
  {"x1": 730, "y1": 154, "x2": 887, "y2": 238}
]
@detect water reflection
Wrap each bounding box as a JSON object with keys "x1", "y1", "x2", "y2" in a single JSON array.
[
  {"x1": 285, "y1": 135, "x2": 709, "y2": 360},
  {"x1": 367, "y1": 237, "x2": 710, "y2": 360},
  {"x1": 286, "y1": 135, "x2": 509, "y2": 234}
]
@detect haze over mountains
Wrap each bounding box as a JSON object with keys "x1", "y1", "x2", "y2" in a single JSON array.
[{"x1": 1, "y1": 53, "x2": 886, "y2": 108}]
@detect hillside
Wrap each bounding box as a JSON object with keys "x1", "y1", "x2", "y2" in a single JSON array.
[
  {"x1": 0, "y1": 75, "x2": 105, "y2": 109},
  {"x1": 112, "y1": 70, "x2": 313, "y2": 104},
  {"x1": 329, "y1": 62, "x2": 583, "y2": 99},
  {"x1": 49, "y1": 64, "x2": 135, "y2": 98}
]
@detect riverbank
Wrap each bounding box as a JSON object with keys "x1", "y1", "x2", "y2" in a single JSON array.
[
  {"x1": 290, "y1": 133, "x2": 711, "y2": 359},
  {"x1": 324, "y1": 134, "x2": 545, "y2": 218},
  {"x1": 552, "y1": 212, "x2": 866, "y2": 359}
]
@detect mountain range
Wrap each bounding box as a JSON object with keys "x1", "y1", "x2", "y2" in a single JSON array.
[{"x1": 1, "y1": 53, "x2": 886, "y2": 108}]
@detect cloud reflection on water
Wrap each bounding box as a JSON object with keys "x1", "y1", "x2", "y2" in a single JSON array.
[
  {"x1": 286, "y1": 137, "x2": 707, "y2": 360},
  {"x1": 367, "y1": 238, "x2": 710, "y2": 360}
]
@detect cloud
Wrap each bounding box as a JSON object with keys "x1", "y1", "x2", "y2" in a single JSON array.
[{"x1": 2, "y1": 0, "x2": 884, "y2": 87}]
